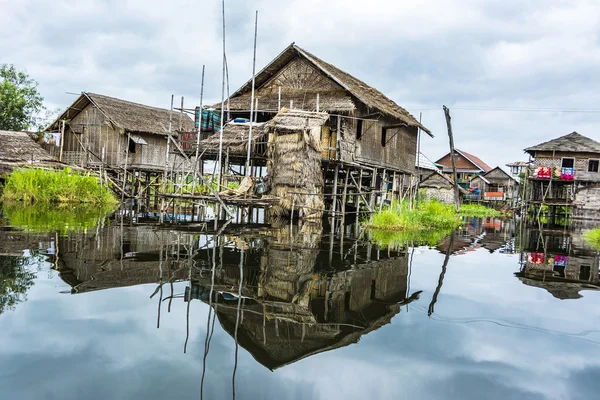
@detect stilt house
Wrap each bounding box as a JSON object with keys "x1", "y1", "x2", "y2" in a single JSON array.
[
  {"x1": 524, "y1": 132, "x2": 600, "y2": 216},
  {"x1": 469, "y1": 167, "x2": 519, "y2": 204},
  {"x1": 195, "y1": 43, "x2": 432, "y2": 217},
  {"x1": 45, "y1": 93, "x2": 196, "y2": 174}
]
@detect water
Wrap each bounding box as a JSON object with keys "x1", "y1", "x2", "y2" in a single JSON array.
[{"x1": 1, "y1": 210, "x2": 600, "y2": 400}]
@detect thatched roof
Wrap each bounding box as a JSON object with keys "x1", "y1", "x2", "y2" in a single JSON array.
[
  {"x1": 218, "y1": 43, "x2": 431, "y2": 135},
  {"x1": 199, "y1": 122, "x2": 267, "y2": 155},
  {"x1": 525, "y1": 132, "x2": 600, "y2": 155},
  {"x1": 0, "y1": 130, "x2": 60, "y2": 174},
  {"x1": 266, "y1": 108, "x2": 330, "y2": 132},
  {"x1": 420, "y1": 171, "x2": 468, "y2": 194},
  {"x1": 48, "y1": 92, "x2": 195, "y2": 136}
]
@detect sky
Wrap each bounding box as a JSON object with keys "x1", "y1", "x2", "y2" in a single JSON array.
[{"x1": 2, "y1": 0, "x2": 600, "y2": 169}]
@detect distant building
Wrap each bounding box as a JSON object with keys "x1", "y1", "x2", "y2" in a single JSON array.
[
  {"x1": 435, "y1": 149, "x2": 492, "y2": 190},
  {"x1": 419, "y1": 171, "x2": 468, "y2": 205},
  {"x1": 469, "y1": 166, "x2": 519, "y2": 205},
  {"x1": 506, "y1": 161, "x2": 531, "y2": 181}
]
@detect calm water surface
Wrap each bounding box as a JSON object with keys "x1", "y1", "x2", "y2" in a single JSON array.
[{"x1": 1, "y1": 212, "x2": 600, "y2": 400}]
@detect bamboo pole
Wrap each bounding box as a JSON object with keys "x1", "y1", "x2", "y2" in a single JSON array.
[
  {"x1": 331, "y1": 165, "x2": 339, "y2": 216},
  {"x1": 443, "y1": 105, "x2": 460, "y2": 213},
  {"x1": 160, "y1": 95, "x2": 174, "y2": 223},
  {"x1": 245, "y1": 11, "x2": 258, "y2": 183},
  {"x1": 216, "y1": 0, "x2": 227, "y2": 191},
  {"x1": 192, "y1": 65, "x2": 206, "y2": 195}
]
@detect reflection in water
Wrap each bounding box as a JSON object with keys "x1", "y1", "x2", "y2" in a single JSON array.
[
  {"x1": 517, "y1": 224, "x2": 600, "y2": 299},
  {"x1": 2, "y1": 210, "x2": 600, "y2": 399}
]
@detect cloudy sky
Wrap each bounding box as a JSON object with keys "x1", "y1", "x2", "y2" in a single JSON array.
[{"x1": 2, "y1": 0, "x2": 600, "y2": 168}]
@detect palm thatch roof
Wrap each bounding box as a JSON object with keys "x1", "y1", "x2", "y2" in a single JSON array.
[
  {"x1": 0, "y1": 130, "x2": 61, "y2": 174},
  {"x1": 48, "y1": 92, "x2": 195, "y2": 136},
  {"x1": 218, "y1": 43, "x2": 431, "y2": 136},
  {"x1": 525, "y1": 132, "x2": 600, "y2": 155},
  {"x1": 198, "y1": 122, "x2": 267, "y2": 156}
]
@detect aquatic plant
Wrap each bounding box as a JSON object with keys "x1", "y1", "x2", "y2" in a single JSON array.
[
  {"x1": 369, "y1": 200, "x2": 461, "y2": 231},
  {"x1": 370, "y1": 227, "x2": 452, "y2": 248},
  {"x1": 2, "y1": 202, "x2": 114, "y2": 234},
  {"x1": 459, "y1": 203, "x2": 502, "y2": 217},
  {"x1": 1, "y1": 168, "x2": 118, "y2": 205},
  {"x1": 584, "y1": 229, "x2": 600, "y2": 250}
]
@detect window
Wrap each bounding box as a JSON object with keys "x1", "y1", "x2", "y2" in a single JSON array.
[
  {"x1": 588, "y1": 160, "x2": 599, "y2": 172},
  {"x1": 356, "y1": 119, "x2": 363, "y2": 140},
  {"x1": 561, "y1": 158, "x2": 574, "y2": 168},
  {"x1": 128, "y1": 138, "x2": 136, "y2": 153},
  {"x1": 381, "y1": 127, "x2": 387, "y2": 147}
]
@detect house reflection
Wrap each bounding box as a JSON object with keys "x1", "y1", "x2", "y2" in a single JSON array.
[
  {"x1": 188, "y1": 222, "x2": 417, "y2": 371},
  {"x1": 436, "y1": 217, "x2": 516, "y2": 255},
  {"x1": 516, "y1": 227, "x2": 600, "y2": 299}
]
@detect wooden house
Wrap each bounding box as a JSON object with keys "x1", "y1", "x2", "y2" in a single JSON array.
[
  {"x1": 469, "y1": 166, "x2": 519, "y2": 204},
  {"x1": 45, "y1": 92, "x2": 196, "y2": 174},
  {"x1": 194, "y1": 43, "x2": 431, "y2": 218},
  {"x1": 524, "y1": 132, "x2": 600, "y2": 215},
  {"x1": 419, "y1": 171, "x2": 467, "y2": 205},
  {"x1": 435, "y1": 149, "x2": 492, "y2": 189},
  {"x1": 0, "y1": 130, "x2": 62, "y2": 177}
]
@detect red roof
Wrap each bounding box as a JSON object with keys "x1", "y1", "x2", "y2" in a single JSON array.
[{"x1": 456, "y1": 149, "x2": 492, "y2": 172}]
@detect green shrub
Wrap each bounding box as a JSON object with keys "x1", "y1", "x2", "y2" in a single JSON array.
[
  {"x1": 459, "y1": 203, "x2": 502, "y2": 217},
  {"x1": 1, "y1": 168, "x2": 118, "y2": 205}
]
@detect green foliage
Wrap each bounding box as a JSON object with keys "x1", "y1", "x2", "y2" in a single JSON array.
[
  {"x1": 1, "y1": 168, "x2": 118, "y2": 205},
  {"x1": 0, "y1": 254, "x2": 37, "y2": 314},
  {"x1": 459, "y1": 203, "x2": 502, "y2": 217},
  {"x1": 369, "y1": 200, "x2": 462, "y2": 230},
  {"x1": 0, "y1": 64, "x2": 44, "y2": 131},
  {"x1": 163, "y1": 177, "x2": 239, "y2": 195},
  {"x1": 2, "y1": 203, "x2": 113, "y2": 234},
  {"x1": 584, "y1": 229, "x2": 600, "y2": 250}
]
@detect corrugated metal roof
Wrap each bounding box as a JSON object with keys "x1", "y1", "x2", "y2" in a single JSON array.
[{"x1": 416, "y1": 152, "x2": 438, "y2": 171}]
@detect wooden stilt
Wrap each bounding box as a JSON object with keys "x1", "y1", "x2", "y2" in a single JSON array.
[{"x1": 331, "y1": 165, "x2": 339, "y2": 216}]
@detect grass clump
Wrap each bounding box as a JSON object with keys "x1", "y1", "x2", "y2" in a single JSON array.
[
  {"x1": 1, "y1": 168, "x2": 118, "y2": 205},
  {"x1": 371, "y1": 227, "x2": 452, "y2": 248},
  {"x1": 584, "y1": 229, "x2": 600, "y2": 250},
  {"x1": 369, "y1": 200, "x2": 462, "y2": 231}
]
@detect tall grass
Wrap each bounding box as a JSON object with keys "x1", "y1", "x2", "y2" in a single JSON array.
[
  {"x1": 369, "y1": 200, "x2": 462, "y2": 230},
  {"x1": 2, "y1": 202, "x2": 113, "y2": 234},
  {"x1": 1, "y1": 168, "x2": 118, "y2": 205},
  {"x1": 584, "y1": 229, "x2": 600, "y2": 250}
]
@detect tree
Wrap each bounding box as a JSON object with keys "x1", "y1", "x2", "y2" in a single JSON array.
[{"x1": 0, "y1": 64, "x2": 44, "y2": 131}]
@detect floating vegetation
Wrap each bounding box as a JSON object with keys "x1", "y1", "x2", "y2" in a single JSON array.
[
  {"x1": 368, "y1": 200, "x2": 462, "y2": 231},
  {"x1": 1, "y1": 168, "x2": 118, "y2": 205},
  {"x1": 370, "y1": 227, "x2": 453, "y2": 248},
  {"x1": 1, "y1": 203, "x2": 113, "y2": 234},
  {"x1": 459, "y1": 203, "x2": 502, "y2": 217}
]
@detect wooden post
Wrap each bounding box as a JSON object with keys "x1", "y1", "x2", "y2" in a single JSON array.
[
  {"x1": 331, "y1": 165, "x2": 340, "y2": 217},
  {"x1": 278, "y1": 86, "x2": 281, "y2": 111},
  {"x1": 59, "y1": 119, "x2": 65, "y2": 162},
  {"x1": 160, "y1": 95, "x2": 174, "y2": 223},
  {"x1": 355, "y1": 168, "x2": 363, "y2": 208},
  {"x1": 443, "y1": 105, "x2": 460, "y2": 213},
  {"x1": 379, "y1": 169, "x2": 387, "y2": 212},
  {"x1": 121, "y1": 133, "x2": 130, "y2": 203},
  {"x1": 341, "y1": 168, "x2": 350, "y2": 220},
  {"x1": 192, "y1": 65, "x2": 205, "y2": 195},
  {"x1": 369, "y1": 168, "x2": 377, "y2": 211},
  {"x1": 316, "y1": 93, "x2": 320, "y2": 112}
]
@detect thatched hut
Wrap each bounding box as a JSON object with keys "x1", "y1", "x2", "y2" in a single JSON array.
[
  {"x1": 264, "y1": 109, "x2": 329, "y2": 219},
  {"x1": 198, "y1": 121, "x2": 268, "y2": 165},
  {"x1": 419, "y1": 171, "x2": 467, "y2": 204},
  {"x1": 0, "y1": 130, "x2": 62, "y2": 176},
  {"x1": 45, "y1": 92, "x2": 195, "y2": 173}
]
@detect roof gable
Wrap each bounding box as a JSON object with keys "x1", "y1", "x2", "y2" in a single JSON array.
[
  {"x1": 416, "y1": 152, "x2": 438, "y2": 170},
  {"x1": 226, "y1": 43, "x2": 431, "y2": 136},
  {"x1": 48, "y1": 92, "x2": 195, "y2": 136},
  {"x1": 455, "y1": 149, "x2": 492, "y2": 172},
  {"x1": 435, "y1": 150, "x2": 491, "y2": 172},
  {"x1": 484, "y1": 166, "x2": 516, "y2": 181},
  {"x1": 525, "y1": 132, "x2": 600, "y2": 155}
]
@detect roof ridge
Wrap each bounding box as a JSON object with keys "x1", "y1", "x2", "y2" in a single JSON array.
[{"x1": 86, "y1": 92, "x2": 174, "y2": 114}]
